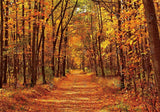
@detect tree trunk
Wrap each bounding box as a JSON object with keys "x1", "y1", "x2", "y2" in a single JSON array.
[
  {"x1": 63, "y1": 35, "x2": 67, "y2": 76},
  {"x1": 31, "y1": 1, "x2": 38, "y2": 87},
  {"x1": 0, "y1": 0, "x2": 4, "y2": 88},
  {"x1": 98, "y1": 3, "x2": 105, "y2": 77},
  {"x1": 82, "y1": 50, "x2": 85, "y2": 72},
  {"x1": 22, "y1": 0, "x2": 26, "y2": 85},
  {"x1": 27, "y1": 0, "x2": 32, "y2": 85},
  {"x1": 115, "y1": 42, "x2": 120, "y2": 76},
  {"x1": 12, "y1": 0, "x2": 19, "y2": 89},
  {"x1": 41, "y1": 0, "x2": 46, "y2": 84},
  {"x1": 51, "y1": 0, "x2": 55, "y2": 77},
  {"x1": 118, "y1": 0, "x2": 125, "y2": 90},
  {"x1": 91, "y1": 15, "x2": 98, "y2": 76},
  {"x1": 41, "y1": 25, "x2": 46, "y2": 84},
  {"x1": 3, "y1": 0, "x2": 9, "y2": 84},
  {"x1": 109, "y1": 44, "x2": 113, "y2": 75},
  {"x1": 142, "y1": 0, "x2": 160, "y2": 102}
]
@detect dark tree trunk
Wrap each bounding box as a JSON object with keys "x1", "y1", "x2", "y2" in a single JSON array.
[
  {"x1": 28, "y1": 0, "x2": 32, "y2": 82},
  {"x1": 22, "y1": 0, "x2": 26, "y2": 85},
  {"x1": 115, "y1": 42, "x2": 120, "y2": 76},
  {"x1": 0, "y1": 0, "x2": 4, "y2": 88},
  {"x1": 98, "y1": 3, "x2": 105, "y2": 77},
  {"x1": 109, "y1": 44, "x2": 113, "y2": 75},
  {"x1": 91, "y1": 15, "x2": 98, "y2": 76},
  {"x1": 41, "y1": 25, "x2": 46, "y2": 84},
  {"x1": 118, "y1": 0, "x2": 125, "y2": 90},
  {"x1": 13, "y1": 54, "x2": 18, "y2": 89},
  {"x1": 14, "y1": 0, "x2": 19, "y2": 89},
  {"x1": 51, "y1": 0, "x2": 55, "y2": 77},
  {"x1": 98, "y1": 35, "x2": 105, "y2": 77},
  {"x1": 3, "y1": 0, "x2": 9, "y2": 84},
  {"x1": 63, "y1": 35, "x2": 67, "y2": 76},
  {"x1": 142, "y1": 0, "x2": 160, "y2": 102},
  {"x1": 82, "y1": 50, "x2": 85, "y2": 72},
  {"x1": 41, "y1": 0, "x2": 46, "y2": 84},
  {"x1": 57, "y1": 28, "x2": 64, "y2": 77},
  {"x1": 31, "y1": 1, "x2": 38, "y2": 87},
  {"x1": 31, "y1": 24, "x2": 36, "y2": 86}
]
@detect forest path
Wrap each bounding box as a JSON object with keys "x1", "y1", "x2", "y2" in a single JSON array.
[{"x1": 35, "y1": 70, "x2": 105, "y2": 112}]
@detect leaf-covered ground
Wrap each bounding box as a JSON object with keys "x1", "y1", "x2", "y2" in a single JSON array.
[{"x1": 0, "y1": 70, "x2": 159, "y2": 112}]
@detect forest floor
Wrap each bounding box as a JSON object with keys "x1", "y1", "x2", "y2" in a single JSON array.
[{"x1": 0, "y1": 70, "x2": 159, "y2": 112}]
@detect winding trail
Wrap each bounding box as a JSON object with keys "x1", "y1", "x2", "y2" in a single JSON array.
[{"x1": 37, "y1": 70, "x2": 105, "y2": 112}]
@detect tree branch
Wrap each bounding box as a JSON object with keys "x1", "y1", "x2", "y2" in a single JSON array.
[
  {"x1": 46, "y1": 0, "x2": 62, "y2": 23},
  {"x1": 63, "y1": 0, "x2": 78, "y2": 31}
]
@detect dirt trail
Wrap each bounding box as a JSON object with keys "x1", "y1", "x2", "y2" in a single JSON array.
[
  {"x1": 1, "y1": 70, "x2": 154, "y2": 112},
  {"x1": 36, "y1": 70, "x2": 105, "y2": 112}
]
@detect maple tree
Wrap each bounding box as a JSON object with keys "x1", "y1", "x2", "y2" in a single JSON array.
[{"x1": 0, "y1": 0, "x2": 160, "y2": 111}]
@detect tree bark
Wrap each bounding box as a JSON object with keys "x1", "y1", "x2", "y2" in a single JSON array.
[
  {"x1": 31, "y1": 1, "x2": 38, "y2": 87},
  {"x1": 98, "y1": 3, "x2": 105, "y2": 77},
  {"x1": 3, "y1": 0, "x2": 9, "y2": 84},
  {"x1": 142, "y1": 0, "x2": 160, "y2": 102},
  {"x1": 22, "y1": 0, "x2": 26, "y2": 85},
  {"x1": 41, "y1": 25, "x2": 46, "y2": 84},
  {"x1": 0, "y1": 0, "x2": 4, "y2": 88},
  {"x1": 91, "y1": 14, "x2": 98, "y2": 76},
  {"x1": 51, "y1": 0, "x2": 55, "y2": 77},
  {"x1": 109, "y1": 44, "x2": 113, "y2": 75},
  {"x1": 118, "y1": 0, "x2": 125, "y2": 90},
  {"x1": 27, "y1": 0, "x2": 32, "y2": 83},
  {"x1": 41, "y1": 0, "x2": 46, "y2": 84},
  {"x1": 14, "y1": 0, "x2": 19, "y2": 89},
  {"x1": 63, "y1": 35, "x2": 67, "y2": 76}
]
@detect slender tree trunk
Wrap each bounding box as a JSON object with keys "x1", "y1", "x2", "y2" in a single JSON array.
[
  {"x1": 35, "y1": 1, "x2": 41, "y2": 80},
  {"x1": 63, "y1": 33, "x2": 67, "y2": 76},
  {"x1": 22, "y1": 0, "x2": 26, "y2": 85},
  {"x1": 142, "y1": 0, "x2": 160, "y2": 102},
  {"x1": 41, "y1": 0, "x2": 46, "y2": 84},
  {"x1": 3, "y1": 0, "x2": 9, "y2": 84},
  {"x1": 109, "y1": 44, "x2": 113, "y2": 75},
  {"x1": 31, "y1": 1, "x2": 38, "y2": 87},
  {"x1": 31, "y1": 25, "x2": 36, "y2": 86},
  {"x1": 91, "y1": 15, "x2": 98, "y2": 76},
  {"x1": 51, "y1": 0, "x2": 55, "y2": 77},
  {"x1": 118, "y1": 0, "x2": 125, "y2": 89},
  {"x1": 14, "y1": 0, "x2": 19, "y2": 89},
  {"x1": 28, "y1": 0, "x2": 31, "y2": 46},
  {"x1": 82, "y1": 49, "x2": 85, "y2": 72},
  {"x1": 41, "y1": 25, "x2": 46, "y2": 84},
  {"x1": 115, "y1": 41, "x2": 120, "y2": 76},
  {"x1": 0, "y1": 0, "x2": 4, "y2": 88},
  {"x1": 126, "y1": 45, "x2": 132, "y2": 90},
  {"x1": 98, "y1": 3, "x2": 105, "y2": 77},
  {"x1": 28, "y1": 0, "x2": 32, "y2": 81}
]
